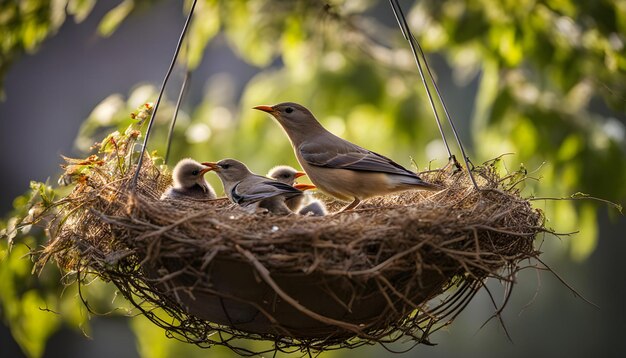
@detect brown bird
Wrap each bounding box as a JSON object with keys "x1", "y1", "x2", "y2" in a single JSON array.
[
  {"x1": 267, "y1": 165, "x2": 308, "y2": 211},
  {"x1": 254, "y1": 102, "x2": 441, "y2": 211},
  {"x1": 161, "y1": 158, "x2": 216, "y2": 200},
  {"x1": 204, "y1": 159, "x2": 304, "y2": 215}
]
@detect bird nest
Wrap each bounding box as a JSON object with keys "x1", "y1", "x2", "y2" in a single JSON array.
[{"x1": 37, "y1": 125, "x2": 545, "y2": 355}]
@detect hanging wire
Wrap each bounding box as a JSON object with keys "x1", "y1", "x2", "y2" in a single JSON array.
[
  {"x1": 132, "y1": 0, "x2": 198, "y2": 190},
  {"x1": 389, "y1": 0, "x2": 479, "y2": 189},
  {"x1": 164, "y1": 70, "x2": 191, "y2": 165},
  {"x1": 388, "y1": 0, "x2": 452, "y2": 159}
]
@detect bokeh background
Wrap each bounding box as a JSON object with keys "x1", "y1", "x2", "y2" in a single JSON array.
[{"x1": 1, "y1": 1, "x2": 625, "y2": 357}]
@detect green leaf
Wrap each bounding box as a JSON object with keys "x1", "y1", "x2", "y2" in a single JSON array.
[
  {"x1": 552, "y1": 199, "x2": 578, "y2": 235},
  {"x1": 0, "y1": 243, "x2": 60, "y2": 358},
  {"x1": 98, "y1": 0, "x2": 134, "y2": 37},
  {"x1": 570, "y1": 204, "x2": 598, "y2": 261},
  {"x1": 186, "y1": 1, "x2": 219, "y2": 69},
  {"x1": 557, "y1": 134, "x2": 582, "y2": 161},
  {"x1": 11, "y1": 290, "x2": 61, "y2": 358},
  {"x1": 67, "y1": 0, "x2": 96, "y2": 23}
]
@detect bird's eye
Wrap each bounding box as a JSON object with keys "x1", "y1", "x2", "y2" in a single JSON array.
[
  {"x1": 191, "y1": 170, "x2": 199, "y2": 175},
  {"x1": 221, "y1": 164, "x2": 231, "y2": 169},
  {"x1": 285, "y1": 107, "x2": 293, "y2": 114}
]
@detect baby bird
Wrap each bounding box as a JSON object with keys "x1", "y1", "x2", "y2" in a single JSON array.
[
  {"x1": 267, "y1": 165, "x2": 307, "y2": 211},
  {"x1": 293, "y1": 183, "x2": 327, "y2": 216},
  {"x1": 298, "y1": 201, "x2": 327, "y2": 216},
  {"x1": 205, "y1": 159, "x2": 304, "y2": 215},
  {"x1": 161, "y1": 158, "x2": 216, "y2": 200}
]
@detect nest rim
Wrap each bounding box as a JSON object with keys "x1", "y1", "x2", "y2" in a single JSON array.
[{"x1": 38, "y1": 132, "x2": 545, "y2": 354}]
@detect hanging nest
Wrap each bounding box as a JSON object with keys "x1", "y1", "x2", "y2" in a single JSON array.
[{"x1": 38, "y1": 124, "x2": 545, "y2": 354}]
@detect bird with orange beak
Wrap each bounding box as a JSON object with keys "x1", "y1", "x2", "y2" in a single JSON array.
[
  {"x1": 160, "y1": 158, "x2": 216, "y2": 200},
  {"x1": 253, "y1": 102, "x2": 442, "y2": 211},
  {"x1": 267, "y1": 165, "x2": 326, "y2": 216},
  {"x1": 204, "y1": 159, "x2": 305, "y2": 215}
]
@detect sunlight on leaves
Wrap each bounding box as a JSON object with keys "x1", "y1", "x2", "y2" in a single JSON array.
[
  {"x1": 570, "y1": 203, "x2": 599, "y2": 261},
  {"x1": 98, "y1": 0, "x2": 135, "y2": 37},
  {"x1": 67, "y1": 0, "x2": 96, "y2": 23},
  {"x1": 186, "y1": 0, "x2": 220, "y2": 69},
  {"x1": 12, "y1": 290, "x2": 61, "y2": 358},
  {"x1": 0, "y1": 243, "x2": 60, "y2": 358}
]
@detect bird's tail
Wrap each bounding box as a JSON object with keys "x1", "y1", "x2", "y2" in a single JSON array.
[
  {"x1": 416, "y1": 180, "x2": 445, "y2": 191},
  {"x1": 392, "y1": 174, "x2": 444, "y2": 191}
]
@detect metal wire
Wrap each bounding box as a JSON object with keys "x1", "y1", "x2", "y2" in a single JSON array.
[
  {"x1": 164, "y1": 70, "x2": 191, "y2": 165},
  {"x1": 389, "y1": 0, "x2": 479, "y2": 189},
  {"x1": 388, "y1": 0, "x2": 452, "y2": 159},
  {"x1": 132, "y1": 0, "x2": 198, "y2": 189}
]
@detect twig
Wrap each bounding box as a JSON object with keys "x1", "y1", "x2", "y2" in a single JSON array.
[
  {"x1": 235, "y1": 245, "x2": 365, "y2": 335},
  {"x1": 534, "y1": 257, "x2": 599, "y2": 309},
  {"x1": 529, "y1": 195, "x2": 623, "y2": 213}
]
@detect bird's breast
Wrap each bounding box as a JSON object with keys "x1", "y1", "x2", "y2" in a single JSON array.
[{"x1": 298, "y1": 164, "x2": 396, "y2": 201}]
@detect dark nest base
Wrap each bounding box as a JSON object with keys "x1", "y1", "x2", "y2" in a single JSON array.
[{"x1": 39, "y1": 147, "x2": 544, "y2": 354}]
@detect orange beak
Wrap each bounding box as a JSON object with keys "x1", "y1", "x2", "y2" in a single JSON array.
[
  {"x1": 253, "y1": 105, "x2": 275, "y2": 114},
  {"x1": 294, "y1": 183, "x2": 317, "y2": 191},
  {"x1": 294, "y1": 171, "x2": 307, "y2": 179},
  {"x1": 199, "y1": 167, "x2": 212, "y2": 175},
  {"x1": 201, "y1": 162, "x2": 220, "y2": 171}
]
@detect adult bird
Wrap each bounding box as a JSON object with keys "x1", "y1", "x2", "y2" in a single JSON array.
[
  {"x1": 253, "y1": 102, "x2": 442, "y2": 211},
  {"x1": 267, "y1": 165, "x2": 308, "y2": 212},
  {"x1": 160, "y1": 158, "x2": 216, "y2": 200},
  {"x1": 204, "y1": 159, "x2": 304, "y2": 215}
]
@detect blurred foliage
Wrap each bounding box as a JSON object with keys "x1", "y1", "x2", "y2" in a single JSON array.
[
  {"x1": 0, "y1": 104, "x2": 154, "y2": 358},
  {"x1": 1, "y1": 0, "x2": 625, "y2": 357},
  {"x1": 0, "y1": 0, "x2": 100, "y2": 98},
  {"x1": 0, "y1": 0, "x2": 161, "y2": 98},
  {"x1": 410, "y1": 0, "x2": 626, "y2": 259}
]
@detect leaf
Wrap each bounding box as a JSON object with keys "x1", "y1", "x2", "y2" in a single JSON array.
[
  {"x1": 557, "y1": 135, "x2": 582, "y2": 161},
  {"x1": 98, "y1": 0, "x2": 135, "y2": 37},
  {"x1": 570, "y1": 204, "x2": 598, "y2": 262},
  {"x1": 0, "y1": 243, "x2": 59, "y2": 358},
  {"x1": 50, "y1": 0, "x2": 69, "y2": 29},
  {"x1": 10, "y1": 290, "x2": 61, "y2": 358},
  {"x1": 186, "y1": 1, "x2": 220, "y2": 69},
  {"x1": 552, "y1": 199, "x2": 578, "y2": 235},
  {"x1": 67, "y1": 0, "x2": 96, "y2": 23},
  {"x1": 130, "y1": 312, "x2": 232, "y2": 358}
]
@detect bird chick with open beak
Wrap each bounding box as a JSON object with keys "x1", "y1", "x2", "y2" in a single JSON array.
[
  {"x1": 204, "y1": 159, "x2": 304, "y2": 215},
  {"x1": 160, "y1": 158, "x2": 216, "y2": 200},
  {"x1": 267, "y1": 165, "x2": 308, "y2": 211},
  {"x1": 254, "y1": 102, "x2": 442, "y2": 211},
  {"x1": 293, "y1": 183, "x2": 327, "y2": 216}
]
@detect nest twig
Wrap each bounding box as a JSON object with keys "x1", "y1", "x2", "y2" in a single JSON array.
[{"x1": 37, "y1": 127, "x2": 546, "y2": 355}]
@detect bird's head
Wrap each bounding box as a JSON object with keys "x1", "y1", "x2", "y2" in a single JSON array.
[
  {"x1": 172, "y1": 158, "x2": 212, "y2": 190},
  {"x1": 267, "y1": 165, "x2": 306, "y2": 185},
  {"x1": 202, "y1": 158, "x2": 251, "y2": 183},
  {"x1": 253, "y1": 102, "x2": 324, "y2": 143}
]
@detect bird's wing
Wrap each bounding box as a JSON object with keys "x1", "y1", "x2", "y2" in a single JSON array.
[
  {"x1": 299, "y1": 140, "x2": 421, "y2": 179},
  {"x1": 232, "y1": 179, "x2": 302, "y2": 206}
]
